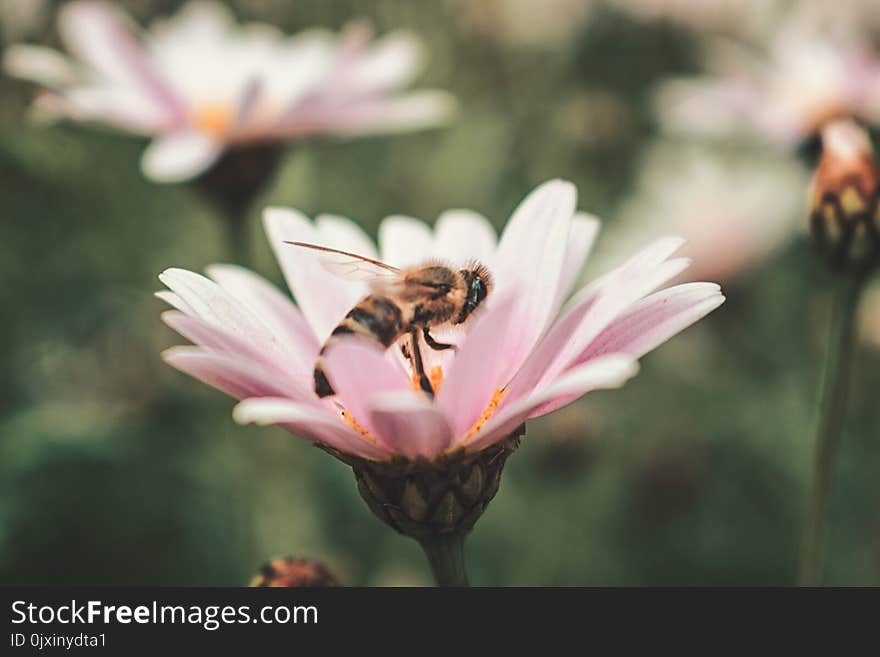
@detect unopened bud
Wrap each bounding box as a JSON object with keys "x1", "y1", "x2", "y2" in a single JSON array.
[
  {"x1": 330, "y1": 431, "x2": 522, "y2": 542},
  {"x1": 809, "y1": 119, "x2": 880, "y2": 270},
  {"x1": 250, "y1": 557, "x2": 339, "y2": 587}
]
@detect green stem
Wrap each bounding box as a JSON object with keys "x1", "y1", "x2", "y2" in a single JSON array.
[
  {"x1": 418, "y1": 534, "x2": 469, "y2": 587},
  {"x1": 221, "y1": 208, "x2": 250, "y2": 266},
  {"x1": 798, "y1": 272, "x2": 867, "y2": 586}
]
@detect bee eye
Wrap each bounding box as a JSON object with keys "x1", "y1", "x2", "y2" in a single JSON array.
[{"x1": 469, "y1": 277, "x2": 487, "y2": 307}]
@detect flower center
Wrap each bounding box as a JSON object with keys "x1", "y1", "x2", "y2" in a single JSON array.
[
  {"x1": 342, "y1": 410, "x2": 378, "y2": 444},
  {"x1": 460, "y1": 388, "x2": 507, "y2": 445},
  {"x1": 411, "y1": 365, "x2": 444, "y2": 396},
  {"x1": 339, "y1": 369, "x2": 507, "y2": 453},
  {"x1": 192, "y1": 104, "x2": 233, "y2": 139}
]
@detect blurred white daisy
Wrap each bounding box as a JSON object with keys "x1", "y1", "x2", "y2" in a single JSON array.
[
  {"x1": 593, "y1": 141, "x2": 809, "y2": 282},
  {"x1": 4, "y1": 1, "x2": 456, "y2": 183},
  {"x1": 654, "y1": 7, "x2": 880, "y2": 145}
]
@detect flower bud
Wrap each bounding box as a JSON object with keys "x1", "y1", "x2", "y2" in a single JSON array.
[
  {"x1": 809, "y1": 119, "x2": 880, "y2": 270},
  {"x1": 250, "y1": 557, "x2": 339, "y2": 587},
  {"x1": 327, "y1": 431, "x2": 522, "y2": 542}
]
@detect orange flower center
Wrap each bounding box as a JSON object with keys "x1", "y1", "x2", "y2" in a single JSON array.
[
  {"x1": 192, "y1": 104, "x2": 233, "y2": 139},
  {"x1": 411, "y1": 365, "x2": 445, "y2": 396},
  {"x1": 460, "y1": 389, "x2": 507, "y2": 445},
  {"x1": 339, "y1": 366, "x2": 508, "y2": 452},
  {"x1": 342, "y1": 410, "x2": 377, "y2": 444}
]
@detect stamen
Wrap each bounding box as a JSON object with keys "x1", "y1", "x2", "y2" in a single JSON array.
[
  {"x1": 430, "y1": 366, "x2": 444, "y2": 395},
  {"x1": 411, "y1": 365, "x2": 445, "y2": 396},
  {"x1": 193, "y1": 104, "x2": 232, "y2": 138},
  {"x1": 461, "y1": 388, "x2": 507, "y2": 445},
  {"x1": 342, "y1": 410, "x2": 378, "y2": 444}
]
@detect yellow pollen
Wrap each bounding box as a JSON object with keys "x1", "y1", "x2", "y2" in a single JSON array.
[
  {"x1": 411, "y1": 365, "x2": 445, "y2": 396},
  {"x1": 192, "y1": 104, "x2": 232, "y2": 138},
  {"x1": 342, "y1": 410, "x2": 378, "y2": 444},
  {"x1": 461, "y1": 388, "x2": 506, "y2": 445}
]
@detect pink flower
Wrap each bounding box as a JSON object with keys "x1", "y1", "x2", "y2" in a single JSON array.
[
  {"x1": 3, "y1": 1, "x2": 455, "y2": 183},
  {"x1": 158, "y1": 180, "x2": 724, "y2": 463},
  {"x1": 655, "y1": 9, "x2": 880, "y2": 144}
]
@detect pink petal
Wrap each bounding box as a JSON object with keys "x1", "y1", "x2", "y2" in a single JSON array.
[
  {"x1": 205, "y1": 264, "x2": 320, "y2": 377},
  {"x1": 320, "y1": 338, "x2": 411, "y2": 438},
  {"x1": 323, "y1": 91, "x2": 457, "y2": 136},
  {"x1": 462, "y1": 355, "x2": 639, "y2": 452},
  {"x1": 526, "y1": 354, "x2": 641, "y2": 420},
  {"x1": 59, "y1": 1, "x2": 184, "y2": 124},
  {"x1": 230, "y1": 76, "x2": 264, "y2": 135},
  {"x1": 162, "y1": 347, "x2": 293, "y2": 401},
  {"x1": 504, "y1": 245, "x2": 691, "y2": 403},
  {"x1": 161, "y1": 311, "x2": 317, "y2": 405},
  {"x1": 554, "y1": 212, "x2": 600, "y2": 310},
  {"x1": 232, "y1": 397, "x2": 391, "y2": 461},
  {"x1": 491, "y1": 180, "x2": 577, "y2": 373},
  {"x1": 158, "y1": 268, "x2": 280, "y2": 355},
  {"x1": 162, "y1": 310, "x2": 269, "y2": 362},
  {"x1": 368, "y1": 391, "x2": 454, "y2": 460},
  {"x1": 437, "y1": 293, "x2": 518, "y2": 439},
  {"x1": 141, "y1": 131, "x2": 223, "y2": 183},
  {"x1": 46, "y1": 86, "x2": 168, "y2": 134},
  {"x1": 578, "y1": 282, "x2": 725, "y2": 363},
  {"x1": 262, "y1": 207, "x2": 371, "y2": 342}
]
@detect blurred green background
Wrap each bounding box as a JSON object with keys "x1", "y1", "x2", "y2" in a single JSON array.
[{"x1": 2, "y1": 0, "x2": 879, "y2": 586}]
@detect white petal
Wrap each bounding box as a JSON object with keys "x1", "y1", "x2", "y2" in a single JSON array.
[
  {"x1": 155, "y1": 290, "x2": 194, "y2": 314},
  {"x1": 141, "y1": 131, "x2": 223, "y2": 183},
  {"x1": 3, "y1": 45, "x2": 79, "y2": 87},
  {"x1": 347, "y1": 30, "x2": 424, "y2": 93},
  {"x1": 262, "y1": 207, "x2": 371, "y2": 341},
  {"x1": 316, "y1": 214, "x2": 378, "y2": 258},
  {"x1": 432, "y1": 209, "x2": 497, "y2": 264},
  {"x1": 158, "y1": 268, "x2": 280, "y2": 355},
  {"x1": 232, "y1": 397, "x2": 391, "y2": 461},
  {"x1": 379, "y1": 215, "x2": 433, "y2": 267},
  {"x1": 205, "y1": 264, "x2": 320, "y2": 381}
]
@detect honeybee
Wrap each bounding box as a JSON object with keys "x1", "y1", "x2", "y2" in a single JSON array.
[{"x1": 285, "y1": 241, "x2": 493, "y2": 398}]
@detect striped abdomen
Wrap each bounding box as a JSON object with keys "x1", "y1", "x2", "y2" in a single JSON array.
[{"x1": 313, "y1": 295, "x2": 405, "y2": 397}]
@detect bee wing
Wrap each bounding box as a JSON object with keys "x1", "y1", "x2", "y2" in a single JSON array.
[{"x1": 284, "y1": 241, "x2": 401, "y2": 284}]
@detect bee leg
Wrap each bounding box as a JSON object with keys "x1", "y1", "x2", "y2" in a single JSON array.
[
  {"x1": 422, "y1": 327, "x2": 456, "y2": 351},
  {"x1": 409, "y1": 328, "x2": 434, "y2": 398},
  {"x1": 400, "y1": 342, "x2": 411, "y2": 360}
]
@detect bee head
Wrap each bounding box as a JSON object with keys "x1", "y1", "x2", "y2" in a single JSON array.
[{"x1": 455, "y1": 262, "x2": 493, "y2": 324}]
